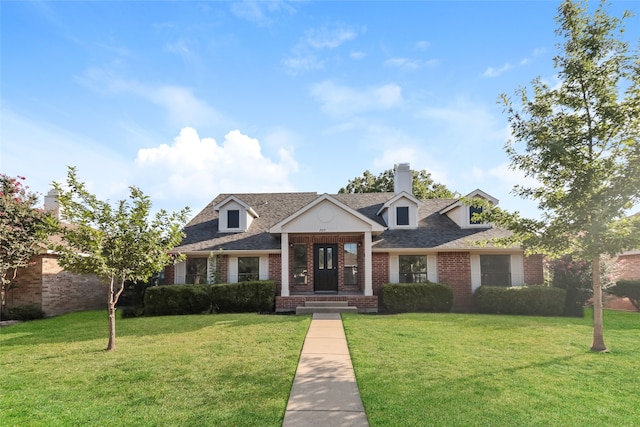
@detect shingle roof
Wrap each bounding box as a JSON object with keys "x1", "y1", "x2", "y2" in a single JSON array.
[{"x1": 174, "y1": 192, "x2": 513, "y2": 252}]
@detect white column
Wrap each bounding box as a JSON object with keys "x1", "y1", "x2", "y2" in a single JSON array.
[
  {"x1": 281, "y1": 233, "x2": 290, "y2": 296},
  {"x1": 364, "y1": 231, "x2": 373, "y2": 296}
]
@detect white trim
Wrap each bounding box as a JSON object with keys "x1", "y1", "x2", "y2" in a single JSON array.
[
  {"x1": 281, "y1": 233, "x2": 290, "y2": 296},
  {"x1": 470, "y1": 254, "x2": 481, "y2": 291},
  {"x1": 364, "y1": 231, "x2": 373, "y2": 296},
  {"x1": 229, "y1": 256, "x2": 238, "y2": 283},
  {"x1": 511, "y1": 253, "x2": 524, "y2": 286},
  {"x1": 389, "y1": 255, "x2": 399, "y2": 283},
  {"x1": 259, "y1": 256, "x2": 269, "y2": 280},
  {"x1": 427, "y1": 255, "x2": 438, "y2": 283},
  {"x1": 175, "y1": 261, "x2": 186, "y2": 284}
]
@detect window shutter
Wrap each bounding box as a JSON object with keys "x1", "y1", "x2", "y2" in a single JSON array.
[{"x1": 175, "y1": 261, "x2": 186, "y2": 284}]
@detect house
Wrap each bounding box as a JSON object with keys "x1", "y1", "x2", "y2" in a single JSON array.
[
  {"x1": 3, "y1": 190, "x2": 108, "y2": 317},
  {"x1": 166, "y1": 164, "x2": 544, "y2": 312}
]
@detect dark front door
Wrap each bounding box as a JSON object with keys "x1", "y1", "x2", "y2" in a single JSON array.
[{"x1": 314, "y1": 244, "x2": 338, "y2": 292}]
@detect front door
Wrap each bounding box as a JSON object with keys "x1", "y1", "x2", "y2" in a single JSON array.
[{"x1": 314, "y1": 244, "x2": 338, "y2": 292}]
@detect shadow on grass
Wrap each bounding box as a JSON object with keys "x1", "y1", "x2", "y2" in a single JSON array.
[{"x1": 0, "y1": 310, "x2": 310, "y2": 347}]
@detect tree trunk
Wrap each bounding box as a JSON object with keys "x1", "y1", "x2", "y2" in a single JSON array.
[
  {"x1": 106, "y1": 277, "x2": 116, "y2": 351},
  {"x1": 590, "y1": 256, "x2": 608, "y2": 352}
]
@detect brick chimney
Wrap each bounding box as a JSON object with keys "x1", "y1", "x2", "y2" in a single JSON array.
[{"x1": 394, "y1": 163, "x2": 412, "y2": 195}]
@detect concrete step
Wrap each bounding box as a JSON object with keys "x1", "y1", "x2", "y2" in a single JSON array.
[
  {"x1": 296, "y1": 306, "x2": 358, "y2": 315},
  {"x1": 304, "y1": 301, "x2": 349, "y2": 308}
]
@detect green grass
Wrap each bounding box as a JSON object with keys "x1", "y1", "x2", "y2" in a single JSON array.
[
  {"x1": 0, "y1": 311, "x2": 310, "y2": 426},
  {"x1": 343, "y1": 309, "x2": 640, "y2": 427}
]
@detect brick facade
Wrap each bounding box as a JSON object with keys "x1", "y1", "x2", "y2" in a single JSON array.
[
  {"x1": 5, "y1": 254, "x2": 108, "y2": 317},
  {"x1": 437, "y1": 252, "x2": 473, "y2": 311},
  {"x1": 524, "y1": 254, "x2": 545, "y2": 285},
  {"x1": 275, "y1": 295, "x2": 378, "y2": 313},
  {"x1": 287, "y1": 235, "x2": 364, "y2": 293},
  {"x1": 372, "y1": 252, "x2": 389, "y2": 295}
]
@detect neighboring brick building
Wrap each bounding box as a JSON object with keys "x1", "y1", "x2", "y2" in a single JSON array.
[
  {"x1": 3, "y1": 189, "x2": 108, "y2": 317},
  {"x1": 168, "y1": 163, "x2": 544, "y2": 312},
  {"x1": 617, "y1": 251, "x2": 640, "y2": 281},
  {"x1": 4, "y1": 253, "x2": 107, "y2": 317}
]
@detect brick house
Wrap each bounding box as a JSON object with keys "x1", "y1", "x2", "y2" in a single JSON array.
[
  {"x1": 167, "y1": 164, "x2": 544, "y2": 312},
  {"x1": 2, "y1": 190, "x2": 108, "y2": 317}
]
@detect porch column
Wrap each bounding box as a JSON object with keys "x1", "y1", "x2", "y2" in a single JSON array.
[
  {"x1": 281, "y1": 232, "x2": 290, "y2": 296},
  {"x1": 364, "y1": 231, "x2": 373, "y2": 296}
]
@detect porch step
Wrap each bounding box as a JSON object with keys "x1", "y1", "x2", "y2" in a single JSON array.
[{"x1": 295, "y1": 300, "x2": 358, "y2": 315}]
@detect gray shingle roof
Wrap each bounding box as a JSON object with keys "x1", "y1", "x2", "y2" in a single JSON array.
[{"x1": 174, "y1": 192, "x2": 513, "y2": 252}]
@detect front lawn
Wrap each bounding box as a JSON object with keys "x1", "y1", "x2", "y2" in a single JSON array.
[
  {"x1": 343, "y1": 309, "x2": 640, "y2": 427},
  {"x1": 0, "y1": 311, "x2": 310, "y2": 426}
]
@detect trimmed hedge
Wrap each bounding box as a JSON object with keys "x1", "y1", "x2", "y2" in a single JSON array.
[
  {"x1": 608, "y1": 280, "x2": 640, "y2": 311},
  {"x1": 211, "y1": 280, "x2": 276, "y2": 313},
  {"x1": 475, "y1": 285, "x2": 566, "y2": 316},
  {"x1": 144, "y1": 284, "x2": 212, "y2": 316},
  {"x1": 381, "y1": 282, "x2": 453, "y2": 313},
  {"x1": 1, "y1": 305, "x2": 45, "y2": 321},
  {"x1": 142, "y1": 281, "x2": 277, "y2": 316}
]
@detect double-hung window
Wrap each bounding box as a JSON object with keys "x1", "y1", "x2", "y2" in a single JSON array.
[
  {"x1": 399, "y1": 255, "x2": 428, "y2": 283},
  {"x1": 238, "y1": 256, "x2": 259, "y2": 282}
]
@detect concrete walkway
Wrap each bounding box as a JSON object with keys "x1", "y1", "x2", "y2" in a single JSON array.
[{"x1": 283, "y1": 313, "x2": 369, "y2": 427}]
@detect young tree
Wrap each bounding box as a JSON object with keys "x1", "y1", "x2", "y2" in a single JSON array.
[
  {"x1": 0, "y1": 175, "x2": 53, "y2": 317},
  {"x1": 488, "y1": 0, "x2": 640, "y2": 352},
  {"x1": 51, "y1": 167, "x2": 190, "y2": 351},
  {"x1": 339, "y1": 166, "x2": 456, "y2": 199}
]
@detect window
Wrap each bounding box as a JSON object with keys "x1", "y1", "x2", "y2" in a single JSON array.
[
  {"x1": 186, "y1": 258, "x2": 208, "y2": 284},
  {"x1": 293, "y1": 244, "x2": 307, "y2": 284},
  {"x1": 480, "y1": 255, "x2": 511, "y2": 286},
  {"x1": 470, "y1": 206, "x2": 483, "y2": 225},
  {"x1": 238, "y1": 256, "x2": 259, "y2": 282},
  {"x1": 399, "y1": 255, "x2": 428, "y2": 283},
  {"x1": 343, "y1": 243, "x2": 358, "y2": 285},
  {"x1": 228, "y1": 209, "x2": 240, "y2": 228},
  {"x1": 397, "y1": 206, "x2": 409, "y2": 226}
]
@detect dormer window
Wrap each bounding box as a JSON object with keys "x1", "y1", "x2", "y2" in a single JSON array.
[
  {"x1": 469, "y1": 205, "x2": 483, "y2": 225},
  {"x1": 397, "y1": 206, "x2": 409, "y2": 226},
  {"x1": 228, "y1": 210, "x2": 240, "y2": 229},
  {"x1": 213, "y1": 196, "x2": 259, "y2": 233}
]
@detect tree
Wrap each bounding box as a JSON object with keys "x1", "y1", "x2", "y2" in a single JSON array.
[
  {"x1": 487, "y1": 0, "x2": 640, "y2": 352},
  {"x1": 51, "y1": 167, "x2": 190, "y2": 351},
  {"x1": 0, "y1": 174, "x2": 53, "y2": 317},
  {"x1": 339, "y1": 165, "x2": 456, "y2": 199}
]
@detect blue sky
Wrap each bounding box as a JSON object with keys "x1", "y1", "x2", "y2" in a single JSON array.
[{"x1": 2, "y1": 1, "x2": 638, "y2": 219}]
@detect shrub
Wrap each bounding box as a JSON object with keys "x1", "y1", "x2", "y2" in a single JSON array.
[
  {"x1": 1, "y1": 305, "x2": 45, "y2": 321},
  {"x1": 211, "y1": 280, "x2": 276, "y2": 313},
  {"x1": 475, "y1": 285, "x2": 566, "y2": 316},
  {"x1": 144, "y1": 284, "x2": 212, "y2": 316},
  {"x1": 381, "y1": 282, "x2": 453, "y2": 313},
  {"x1": 608, "y1": 280, "x2": 640, "y2": 311}
]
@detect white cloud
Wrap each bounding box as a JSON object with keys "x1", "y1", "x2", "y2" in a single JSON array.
[
  {"x1": 304, "y1": 27, "x2": 357, "y2": 49},
  {"x1": 229, "y1": 1, "x2": 295, "y2": 25},
  {"x1": 284, "y1": 25, "x2": 359, "y2": 73},
  {"x1": 134, "y1": 127, "x2": 298, "y2": 207},
  {"x1": 483, "y1": 62, "x2": 514, "y2": 78},
  {"x1": 310, "y1": 80, "x2": 403, "y2": 118},
  {"x1": 415, "y1": 40, "x2": 430, "y2": 51},
  {"x1": 483, "y1": 48, "x2": 546, "y2": 78},
  {"x1": 350, "y1": 51, "x2": 366, "y2": 60},
  {"x1": 384, "y1": 57, "x2": 421, "y2": 70},
  {"x1": 77, "y1": 68, "x2": 228, "y2": 128}
]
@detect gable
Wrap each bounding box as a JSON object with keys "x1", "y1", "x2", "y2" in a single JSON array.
[
  {"x1": 270, "y1": 194, "x2": 385, "y2": 234},
  {"x1": 376, "y1": 192, "x2": 420, "y2": 229}
]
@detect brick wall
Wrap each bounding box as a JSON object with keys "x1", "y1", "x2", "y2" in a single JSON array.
[
  {"x1": 437, "y1": 252, "x2": 473, "y2": 311},
  {"x1": 617, "y1": 253, "x2": 640, "y2": 280},
  {"x1": 6, "y1": 254, "x2": 107, "y2": 317},
  {"x1": 524, "y1": 254, "x2": 545, "y2": 285},
  {"x1": 372, "y1": 252, "x2": 389, "y2": 295},
  {"x1": 163, "y1": 264, "x2": 175, "y2": 285},
  {"x1": 275, "y1": 295, "x2": 378, "y2": 312},
  {"x1": 269, "y1": 254, "x2": 282, "y2": 295}
]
